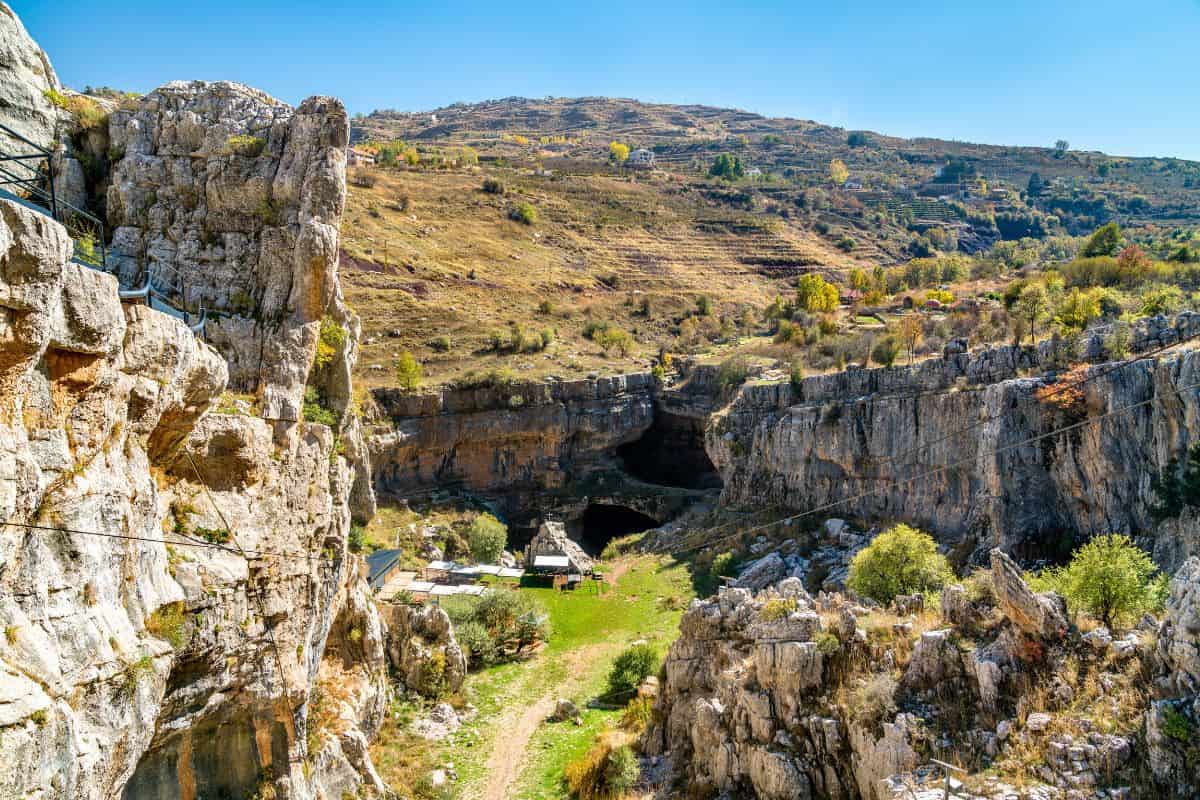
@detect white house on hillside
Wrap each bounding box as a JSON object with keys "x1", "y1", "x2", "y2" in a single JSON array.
[{"x1": 627, "y1": 148, "x2": 655, "y2": 168}]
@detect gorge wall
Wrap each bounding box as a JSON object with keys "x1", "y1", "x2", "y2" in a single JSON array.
[
  {"x1": 709, "y1": 315, "x2": 1200, "y2": 570},
  {"x1": 0, "y1": 12, "x2": 388, "y2": 797},
  {"x1": 368, "y1": 372, "x2": 716, "y2": 539}
]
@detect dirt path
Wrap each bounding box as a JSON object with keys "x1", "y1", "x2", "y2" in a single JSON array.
[{"x1": 478, "y1": 645, "x2": 608, "y2": 800}]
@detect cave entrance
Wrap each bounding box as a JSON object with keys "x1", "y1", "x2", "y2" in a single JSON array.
[
  {"x1": 579, "y1": 503, "x2": 659, "y2": 554},
  {"x1": 617, "y1": 410, "x2": 722, "y2": 490}
]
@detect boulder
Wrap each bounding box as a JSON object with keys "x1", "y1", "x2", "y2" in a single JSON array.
[
  {"x1": 990, "y1": 549, "x2": 1068, "y2": 639},
  {"x1": 734, "y1": 551, "x2": 788, "y2": 591},
  {"x1": 551, "y1": 698, "x2": 582, "y2": 724}
]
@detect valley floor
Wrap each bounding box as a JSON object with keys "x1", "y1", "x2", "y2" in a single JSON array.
[{"x1": 369, "y1": 554, "x2": 695, "y2": 799}]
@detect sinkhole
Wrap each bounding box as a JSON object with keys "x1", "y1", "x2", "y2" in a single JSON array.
[{"x1": 616, "y1": 410, "x2": 722, "y2": 490}]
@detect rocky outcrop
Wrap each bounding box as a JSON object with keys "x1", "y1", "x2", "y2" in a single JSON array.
[
  {"x1": 0, "y1": 2, "x2": 60, "y2": 150},
  {"x1": 645, "y1": 547, "x2": 1179, "y2": 799},
  {"x1": 710, "y1": 314, "x2": 1200, "y2": 570},
  {"x1": 381, "y1": 603, "x2": 466, "y2": 698},
  {"x1": 1146, "y1": 557, "x2": 1200, "y2": 798},
  {"x1": 525, "y1": 519, "x2": 595, "y2": 572},
  {"x1": 106, "y1": 81, "x2": 351, "y2": 424}
]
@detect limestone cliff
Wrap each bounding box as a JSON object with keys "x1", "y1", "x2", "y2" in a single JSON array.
[
  {"x1": 709, "y1": 315, "x2": 1200, "y2": 570},
  {"x1": 0, "y1": 2, "x2": 60, "y2": 150},
  {"x1": 0, "y1": 194, "x2": 387, "y2": 799}
]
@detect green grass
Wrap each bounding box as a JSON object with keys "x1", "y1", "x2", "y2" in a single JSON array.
[{"x1": 370, "y1": 554, "x2": 695, "y2": 799}]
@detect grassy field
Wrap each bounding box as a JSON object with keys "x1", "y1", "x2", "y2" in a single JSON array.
[{"x1": 368, "y1": 554, "x2": 696, "y2": 799}]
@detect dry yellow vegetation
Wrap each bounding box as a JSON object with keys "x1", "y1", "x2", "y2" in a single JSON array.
[{"x1": 341, "y1": 166, "x2": 868, "y2": 387}]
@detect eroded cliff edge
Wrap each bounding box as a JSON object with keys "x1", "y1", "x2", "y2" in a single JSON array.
[{"x1": 0, "y1": 61, "x2": 388, "y2": 800}]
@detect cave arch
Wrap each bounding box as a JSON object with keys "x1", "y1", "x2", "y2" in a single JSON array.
[{"x1": 579, "y1": 503, "x2": 660, "y2": 554}]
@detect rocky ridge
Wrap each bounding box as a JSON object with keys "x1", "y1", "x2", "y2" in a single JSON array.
[{"x1": 646, "y1": 549, "x2": 1200, "y2": 799}]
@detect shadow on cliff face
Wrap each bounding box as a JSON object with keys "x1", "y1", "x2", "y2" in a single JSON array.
[
  {"x1": 579, "y1": 503, "x2": 661, "y2": 554},
  {"x1": 616, "y1": 409, "x2": 722, "y2": 490}
]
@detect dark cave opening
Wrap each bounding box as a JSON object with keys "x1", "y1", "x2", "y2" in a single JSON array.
[
  {"x1": 617, "y1": 410, "x2": 722, "y2": 490},
  {"x1": 579, "y1": 503, "x2": 660, "y2": 554}
]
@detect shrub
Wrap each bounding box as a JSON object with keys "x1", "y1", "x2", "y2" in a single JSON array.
[
  {"x1": 789, "y1": 361, "x2": 805, "y2": 390},
  {"x1": 1035, "y1": 534, "x2": 1163, "y2": 628},
  {"x1": 847, "y1": 524, "x2": 954, "y2": 605},
  {"x1": 596, "y1": 326, "x2": 634, "y2": 356},
  {"x1": 538, "y1": 328, "x2": 556, "y2": 349},
  {"x1": 871, "y1": 335, "x2": 901, "y2": 367},
  {"x1": 225, "y1": 134, "x2": 266, "y2": 157},
  {"x1": 508, "y1": 202, "x2": 538, "y2": 225},
  {"x1": 430, "y1": 335, "x2": 452, "y2": 352},
  {"x1": 695, "y1": 295, "x2": 713, "y2": 316},
  {"x1": 482, "y1": 177, "x2": 505, "y2": 194},
  {"x1": 620, "y1": 696, "x2": 654, "y2": 733},
  {"x1": 564, "y1": 737, "x2": 617, "y2": 800},
  {"x1": 607, "y1": 643, "x2": 659, "y2": 698},
  {"x1": 194, "y1": 526, "x2": 231, "y2": 545},
  {"x1": 537, "y1": 299, "x2": 554, "y2": 315},
  {"x1": 145, "y1": 602, "x2": 189, "y2": 649},
  {"x1": 348, "y1": 524, "x2": 365, "y2": 554},
  {"x1": 1162, "y1": 705, "x2": 1195, "y2": 744},
  {"x1": 716, "y1": 356, "x2": 749, "y2": 393},
  {"x1": 394, "y1": 350, "x2": 423, "y2": 392},
  {"x1": 303, "y1": 386, "x2": 337, "y2": 426},
  {"x1": 1153, "y1": 443, "x2": 1200, "y2": 519},
  {"x1": 816, "y1": 631, "x2": 841, "y2": 656},
  {"x1": 467, "y1": 513, "x2": 507, "y2": 564},
  {"x1": 451, "y1": 591, "x2": 550, "y2": 669},
  {"x1": 349, "y1": 169, "x2": 377, "y2": 188},
  {"x1": 455, "y1": 620, "x2": 498, "y2": 668},
  {"x1": 760, "y1": 597, "x2": 797, "y2": 621},
  {"x1": 962, "y1": 567, "x2": 996, "y2": 605},
  {"x1": 604, "y1": 745, "x2": 639, "y2": 794},
  {"x1": 710, "y1": 551, "x2": 737, "y2": 581},
  {"x1": 850, "y1": 673, "x2": 898, "y2": 728},
  {"x1": 314, "y1": 316, "x2": 347, "y2": 370}
]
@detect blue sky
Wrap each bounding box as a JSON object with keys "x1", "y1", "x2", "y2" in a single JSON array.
[{"x1": 15, "y1": 0, "x2": 1200, "y2": 160}]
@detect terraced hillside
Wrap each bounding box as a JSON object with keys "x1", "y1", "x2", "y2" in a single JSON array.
[{"x1": 342, "y1": 166, "x2": 868, "y2": 387}]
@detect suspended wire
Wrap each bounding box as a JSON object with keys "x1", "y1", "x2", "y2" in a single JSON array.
[{"x1": 659, "y1": 376, "x2": 1200, "y2": 557}]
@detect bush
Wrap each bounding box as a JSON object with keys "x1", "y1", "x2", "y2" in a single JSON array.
[
  {"x1": 816, "y1": 631, "x2": 841, "y2": 655},
  {"x1": 482, "y1": 177, "x2": 505, "y2": 194},
  {"x1": 303, "y1": 386, "x2": 337, "y2": 426},
  {"x1": 314, "y1": 316, "x2": 347, "y2": 369},
  {"x1": 350, "y1": 169, "x2": 377, "y2": 188},
  {"x1": 716, "y1": 355, "x2": 750, "y2": 393},
  {"x1": 1034, "y1": 534, "x2": 1164, "y2": 627},
  {"x1": 145, "y1": 602, "x2": 189, "y2": 649},
  {"x1": 508, "y1": 202, "x2": 538, "y2": 225},
  {"x1": 604, "y1": 745, "x2": 639, "y2": 794},
  {"x1": 871, "y1": 335, "x2": 901, "y2": 367},
  {"x1": 850, "y1": 673, "x2": 898, "y2": 728},
  {"x1": 455, "y1": 620, "x2": 498, "y2": 668},
  {"x1": 847, "y1": 524, "x2": 954, "y2": 605},
  {"x1": 606, "y1": 643, "x2": 659, "y2": 698},
  {"x1": 710, "y1": 551, "x2": 737, "y2": 581},
  {"x1": 225, "y1": 134, "x2": 266, "y2": 157},
  {"x1": 695, "y1": 295, "x2": 713, "y2": 316},
  {"x1": 348, "y1": 524, "x2": 365, "y2": 554},
  {"x1": 619, "y1": 696, "x2": 654, "y2": 733},
  {"x1": 760, "y1": 597, "x2": 797, "y2": 621},
  {"x1": 430, "y1": 335, "x2": 452, "y2": 352},
  {"x1": 596, "y1": 326, "x2": 634, "y2": 356},
  {"x1": 467, "y1": 513, "x2": 507, "y2": 564},
  {"x1": 395, "y1": 350, "x2": 423, "y2": 392}
]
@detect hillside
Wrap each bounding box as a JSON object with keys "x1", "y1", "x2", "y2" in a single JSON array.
[{"x1": 345, "y1": 97, "x2": 1200, "y2": 387}]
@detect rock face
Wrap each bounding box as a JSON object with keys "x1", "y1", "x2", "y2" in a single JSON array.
[
  {"x1": 0, "y1": 2, "x2": 61, "y2": 150},
  {"x1": 106, "y1": 80, "x2": 351, "y2": 423},
  {"x1": 1147, "y1": 557, "x2": 1200, "y2": 798},
  {"x1": 525, "y1": 519, "x2": 595, "y2": 572},
  {"x1": 381, "y1": 603, "x2": 466, "y2": 698},
  {"x1": 709, "y1": 314, "x2": 1200, "y2": 570}
]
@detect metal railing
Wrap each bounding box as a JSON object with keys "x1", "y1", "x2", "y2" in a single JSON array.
[
  {"x1": 0, "y1": 124, "x2": 205, "y2": 336},
  {"x1": 0, "y1": 123, "x2": 107, "y2": 268}
]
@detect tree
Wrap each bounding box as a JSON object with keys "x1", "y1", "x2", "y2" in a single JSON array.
[
  {"x1": 394, "y1": 350, "x2": 422, "y2": 392},
  {"x1": 872, "y1": 335, "x2": 901, "y2": 367},
  {"x1": 1081, "y1": 222, "x2": 1123, "y2": 258},
  {"x1": 467, "y1": 513, "x2": 508, "y2": 564},
  {"x1": 1026, "y1": 172, "x2": 1044, "y2": 198},
  {"x1": 847, "y1": 524, "x2": 954, "y2": 605},
  {"x1": 1116, "y1": 245, "x2": 1152, "y2": 284},
  {"x1": 1014, "y1": 284, "x2": 1050, "y2": 345},
  {"x1": 1054, "y1": 287, "x2": 1102, "y2": 331},
  {"x1": 609, "y1": 141, "x2": 630, "y2": 163},
  {"x1": 708, "y1": 153, "x2": 744, "y2": 180},
  {"x1": 1054, "y1": 139, "x2": 1070, "y2": 158},
  {"x1": 795, "y1": 273, "x2": 839, "y2": 313},
  {"x1": 829, "y1": 158, "x2": 849, "y2": 187},
  {"x1": 847, "y1": 131, "x2": 869, "y2": 148},
  {"x1": 898, "y1": 314, "x2": 924, "y2": 364},
  {"x1": 1037, "y1": 534, "x2": 1163, "y2": 628}
]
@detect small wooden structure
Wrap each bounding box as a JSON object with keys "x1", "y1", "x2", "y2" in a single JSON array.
[{"x1": 366, "y1": 549, "x2": 403, "y2": 593}]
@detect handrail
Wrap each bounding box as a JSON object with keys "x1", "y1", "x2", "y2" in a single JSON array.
[
  {"x1": 0, "y1": 123, "x2": 53, "y2": 158},
  {"x1": 118, "y1": 274, "x2": 152, "y2": 301}
]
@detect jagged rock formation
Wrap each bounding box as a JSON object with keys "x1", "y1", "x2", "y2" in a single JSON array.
[
  {"x1": 0, "y1": 11, "x2": 399, "y2": 795},
  {"x1": 0, "y1": 194, "x2": 387, "y2": 799},
  {"x1": 106, "y1": 80, "x2": 353, "y2": 425},
  {"x1": 0, "y1": 2, "x2": 60, "y2": 150},
  {"x1": 525, "y1": 519, "x2": 595, "y2": 572},
  {"x1": 646, "y1": 551, "x2": 1197, "y2": 799},
  {"x1": 381, "y1": 603, "x2": 467, "y2": 698},
  {"x1": 709, "y1": 315, "x2": 1200, "y2": 570}
]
